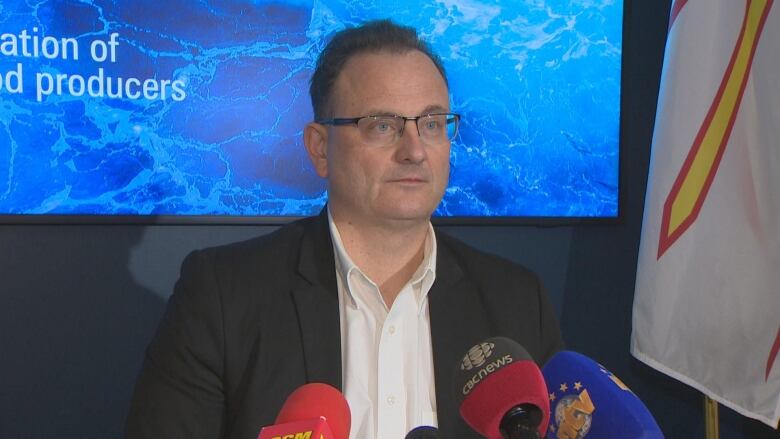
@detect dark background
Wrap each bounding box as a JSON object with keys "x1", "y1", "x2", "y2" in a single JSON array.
[{"x1": 1, "y1": 1, "x2": 778, "y2": 438}]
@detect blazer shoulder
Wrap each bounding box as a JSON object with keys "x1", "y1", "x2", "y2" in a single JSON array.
[
  {"x1": 435, "y1": 230, "x2": 539, "y2": 284},
  {"x1": 195, "y1": 216, "x2": 315, "y2": 266},
  {"x1": 178, "y1": 216, "x2": 323, "y2": 297}
]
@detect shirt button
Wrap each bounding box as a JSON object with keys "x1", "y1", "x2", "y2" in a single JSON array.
[
  {"x1": 387, "y1": 395, "x2": 396, "y2": 405},
  {"x1": 388, "y1": 325, "x2": 396, "y2": 335}
]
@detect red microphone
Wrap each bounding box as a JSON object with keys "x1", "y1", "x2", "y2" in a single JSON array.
[
  {"x1": 258, "y1": 383, "x2": 351, "y2": 439},
  {"x1": 453, "y1": 337, "x2": 550, "y2": 439}
]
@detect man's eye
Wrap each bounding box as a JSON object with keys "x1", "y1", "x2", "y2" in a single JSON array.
[
  {"x1": 369, "y1": 119, "x2": 396, "y2": 134},
  {"x1": 422, "y1": 118, "x2": 444, "y2": 132}
]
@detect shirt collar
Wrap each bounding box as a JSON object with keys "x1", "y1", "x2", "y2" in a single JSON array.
[{"x1": 327, "y1": 208, "x2": 437, "y2": 310}]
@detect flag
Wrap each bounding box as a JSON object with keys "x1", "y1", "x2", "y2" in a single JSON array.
[{"x1": 631, "y1": 0, "x2": 780, "y2": 427}]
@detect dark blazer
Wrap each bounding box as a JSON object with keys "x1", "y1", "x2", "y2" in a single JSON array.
[{"x1": 125, "y1": 212, "x2": 563, "y2": 439}]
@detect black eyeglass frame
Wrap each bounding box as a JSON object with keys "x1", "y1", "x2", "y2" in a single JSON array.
[{"x1": 316, "y1": 112, "x2": 461, "y2": 142}]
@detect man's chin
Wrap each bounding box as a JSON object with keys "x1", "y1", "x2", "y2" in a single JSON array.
[
  {"x1": 375, "y1": 194, "x2": 443, "y2": 223},
  {"x1": 377, "y1": 205, "x2": 437, "y2": 224}
]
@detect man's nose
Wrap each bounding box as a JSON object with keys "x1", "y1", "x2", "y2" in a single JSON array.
[{"x1": 395, "y1": 119, "x2": 426, "y2": 163}]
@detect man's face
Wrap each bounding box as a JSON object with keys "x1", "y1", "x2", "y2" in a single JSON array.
[{"x1": 306, "y1": 50, "x2": 451, "y2": 228}]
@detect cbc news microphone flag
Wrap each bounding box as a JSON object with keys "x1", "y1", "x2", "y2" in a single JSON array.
[{"x1": 631, "y1": 0, "x2": 780, "y2": 428}]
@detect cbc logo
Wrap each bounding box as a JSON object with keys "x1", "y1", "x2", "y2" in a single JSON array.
[{"x1": 460, "y1": 342, "x2": 495, "y2": 371}]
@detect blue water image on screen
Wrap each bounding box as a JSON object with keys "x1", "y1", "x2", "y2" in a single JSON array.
[{"x1": 0, "y1": 0, "x2": 621, "y2": 219}]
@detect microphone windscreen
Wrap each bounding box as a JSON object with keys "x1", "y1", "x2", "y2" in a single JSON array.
[
  {"x1": 275, "y1": 382, "x2": 351, "y2": 439},
  {"x1": 405, "y1": 425, "x2": 441, "y2": 438},
  {"x1": 543, "y1": 351, "x2": 663, "y2": 439},
  {"x1": 453, "y1": 337, "x2": 550, "y2": 439}
]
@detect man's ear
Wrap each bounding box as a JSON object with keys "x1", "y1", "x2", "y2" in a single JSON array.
[{"x1": 303, "y1": 122, "x2": 329, "y2": 178}]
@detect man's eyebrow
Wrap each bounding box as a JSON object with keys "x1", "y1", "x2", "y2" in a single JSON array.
[
  {"x1": 363, "y1": 105, "x2": 450, "y2": 116},
  {"x1": 362, "y1": 109, "x2": 397, "y2": 117},
  {"x1": 420, "y1": 104, "x2": 449, "y2": 114}
]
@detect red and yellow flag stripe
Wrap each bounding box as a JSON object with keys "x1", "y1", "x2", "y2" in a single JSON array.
[{"x1": 657, "y1": 0, "x2": 773, "y2": 259}]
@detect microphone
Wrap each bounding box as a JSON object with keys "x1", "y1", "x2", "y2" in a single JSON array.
[
  {"x1": 453, "y1": 337, "x2": 550, "y2": 439},
  {"x1": 405, "y1": 425, "x2": 441, "y2": 438},
  {"x1": 542, "y1": 351, "x2": 663, "y2": 439},
  {"x1": 257, "y1": 382, "x2": 351, "y2": 439}
]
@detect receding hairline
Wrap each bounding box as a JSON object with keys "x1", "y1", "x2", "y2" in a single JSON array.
[
  {"x1": 322, "y1": 48, "x2": 449, "y2": 117},
  {"x1": 310, "y1": 19, "x2": 449, "y2": 121}
]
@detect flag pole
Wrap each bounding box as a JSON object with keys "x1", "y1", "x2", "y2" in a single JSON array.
[{"x1": 704, "y1": 395, "x2": 719, "y2": 439}]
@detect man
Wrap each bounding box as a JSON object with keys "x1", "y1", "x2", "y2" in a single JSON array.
[{"x1": 125, "y1": 20, "x2": 563, "y2": 439}]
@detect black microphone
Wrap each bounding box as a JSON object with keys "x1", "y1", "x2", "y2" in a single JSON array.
[
  {"x1": 499, "y1": 404, "x2": 545, "y2": 439},
  {"x1": 405, "y1": 425, "x2": 441, "y2": 438},
  {"x1": 453, "y1": 336, "x2": 550, "y2": 439}
]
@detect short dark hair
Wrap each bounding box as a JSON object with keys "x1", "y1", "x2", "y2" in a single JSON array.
[{"x1": 309, "y1": 19, "x2": 448, "y2": 120}]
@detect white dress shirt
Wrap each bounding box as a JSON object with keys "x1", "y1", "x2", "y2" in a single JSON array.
[{"x1": 328, "y1": 211, "x2": 438, "y2": 439}]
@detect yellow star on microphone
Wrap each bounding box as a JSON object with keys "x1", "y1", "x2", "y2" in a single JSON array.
[
  {"x1": 559, "y1": 383, "x2": 568, "y2": 392},
  {"x1": 574, "y1": 382, "x2": 583, "y2": 391}
]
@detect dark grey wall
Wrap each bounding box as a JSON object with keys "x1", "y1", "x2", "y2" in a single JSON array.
[{"x1": 1, "y1": 1, "x2": 777, "y2": 438}]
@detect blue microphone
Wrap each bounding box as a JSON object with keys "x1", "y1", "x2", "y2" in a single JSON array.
[
  {"x1": 542, "y1": 351, "x2": 663, "y2": 439},
  {"x1": 404, "y1": 426, "x2": 440, "y2": 438}
]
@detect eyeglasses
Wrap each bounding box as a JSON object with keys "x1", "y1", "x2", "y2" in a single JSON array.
[{"x1": 317, "y1": 113, "x2": 460, "y2": 147}]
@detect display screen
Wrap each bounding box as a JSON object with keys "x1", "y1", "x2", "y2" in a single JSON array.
[{"x1": 0, "y1": 0, "x2": 622, "y2": 222}]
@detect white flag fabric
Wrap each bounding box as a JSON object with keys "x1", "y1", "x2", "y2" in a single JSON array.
[{"x1": 631, "y1": 0, "x2": 780, "y2": 427}]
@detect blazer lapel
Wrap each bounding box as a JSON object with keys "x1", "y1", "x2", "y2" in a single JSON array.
[
  {"x1": 291, "y1": 211, "x2": 343, "y2": 390},
  {"x1": 287, "y1": 218, "x2": 491, "y2": 436},
  {"x1": 429, "y1": 233, "x2": 494, "y2": 438}
]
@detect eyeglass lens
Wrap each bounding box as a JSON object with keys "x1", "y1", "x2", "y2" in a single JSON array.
[{"x1": 357, "y1": 114, "x2": 458, "y2": 146}]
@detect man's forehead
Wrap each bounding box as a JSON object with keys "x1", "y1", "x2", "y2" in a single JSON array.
[
  {"x1": 338, "y1": 49, "x2": 445, "y2": 83},
  {"x1": 330, "y1": 50, "x2": 449, "y2": 114}
]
